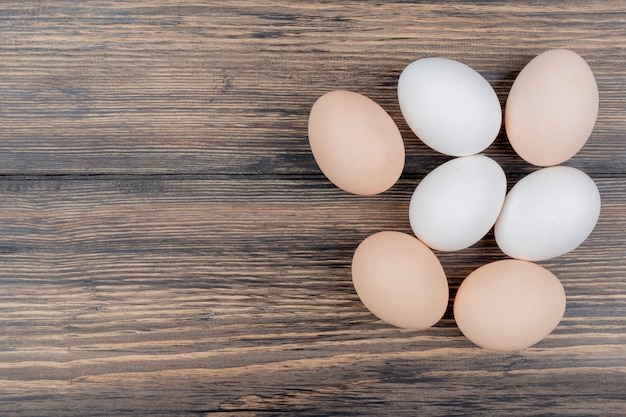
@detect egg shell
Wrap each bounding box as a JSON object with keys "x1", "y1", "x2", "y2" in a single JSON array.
[
  {"x1": 505, "y1": 49, "x2": 599, "y2": 166},
  {"x1": 397, "y1": 57, "x2": 502, "y2": 156},
  {"x1": 454, "y1": 260, "x2": 566, "y2": 352},
  {"x1": 351, "y1": 231, "x2": 448, "y2": 330},
  {"x1": 308, "y1": 90, "x2": 405, "y2": 195},
  {"x1": 495, "y1": 166, "x2": 601, "y2": 261},
  {"x1": 409, "y1": 155, "x2": 507, "y2": 251}
]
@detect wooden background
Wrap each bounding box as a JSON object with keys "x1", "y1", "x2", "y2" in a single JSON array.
[{"x1": 0, "y1": 1, "x2": 625, "y2": 415}]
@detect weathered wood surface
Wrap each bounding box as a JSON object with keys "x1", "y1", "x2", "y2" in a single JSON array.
[{"x1": 0, "y1": 1, "x2": 625, "y2": 415}]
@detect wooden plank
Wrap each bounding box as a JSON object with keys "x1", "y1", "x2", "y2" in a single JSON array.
[
  {"x1": 0, "y1": 177, "x2": 624, "y2": 415},
  {"x1": 0, "y1": 1, "x2": 624, "y2": 174},
  {"x1": 0, "y1": 1, "x2": 625, "y2": 415}
]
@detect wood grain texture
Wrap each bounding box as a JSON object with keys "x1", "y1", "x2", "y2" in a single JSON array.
[{"x1": 0, "y1": 1, "x2": 625, "y2": 416}]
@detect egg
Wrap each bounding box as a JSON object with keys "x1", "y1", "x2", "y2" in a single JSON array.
[
  {"x1": 397, "y1": 57, "x2": 502, "y2": 156},
  {"x1": 505, "y1": 49, "x2": 599, "y2": 166},
  {"x1": 495, "y1": 166, "x2": 601, "y2": 261},
  {"x1": 308, "y1": 90, "x2": 405, "y2": 195},
  {"x1": 351, "y1": 231, "x2": 448, "y2": 330},
  {"x1": 454, "y1": 260, "x2": 566, "y2": 351},
  {"x1": 409, "y1": 155, "x2": 507, "y2": 251}
]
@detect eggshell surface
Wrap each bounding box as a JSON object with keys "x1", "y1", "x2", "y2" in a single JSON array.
[
  {"x1": 351, "y1": 231, "x2": 448, "y2": 330},
  {"x1": 308, "y1": 90, "x2": 405, "y2": 195},
  {"x1": 505, "y1": 49, "x2": 599, "y2": 166},
  {"x1": 398, "y1": 58, "x2": 502, "y2": 156},
  {"x1": 409, "y1": 155, "x2": 507, "y2": 251},
  {"x1": 495, "y1": 166, "x2": 601, "y2": 261},
  {"x1": 454, "y1": 260, "x2": 566, "y2": 352}
]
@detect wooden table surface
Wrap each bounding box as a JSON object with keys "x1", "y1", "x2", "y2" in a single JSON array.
[{"x1": 1, "y1": 1, "x2": 625, "y2": 415}]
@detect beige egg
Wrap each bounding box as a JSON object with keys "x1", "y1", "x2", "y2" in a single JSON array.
[
  {"x1": 454, "y1": 260, "x2": 566, "y2": 351},
  {"x1": 505, "y1": 49, "x2": 598, "y2": 166},
  {"x1": 351, "y1": 231, "x2": 448, "y2": 330},
  {"x1": 308, "y1": 90, "x2": 405, "y2": 195}
]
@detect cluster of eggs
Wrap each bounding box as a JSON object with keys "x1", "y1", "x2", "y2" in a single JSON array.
[{"x1": 307, "y1": 49, "x2": 601, "y2": 352}]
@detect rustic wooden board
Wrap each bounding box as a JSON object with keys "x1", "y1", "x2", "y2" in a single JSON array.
[
  {"x1": 0, "y1": 1, "x2": 625, "y2": 416},
  {"x1": 1, "y1": 1, "x2": 624, "y2": 176}
]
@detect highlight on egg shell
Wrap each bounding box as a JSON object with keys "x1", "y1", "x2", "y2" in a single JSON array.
[
  {"x1": 494, "y1": 166, "x2": 601, "y2": 262},
  {"x1": 505, "y1": 49, "x2": 599, "y2": 166},
  {"x1": 409, "y1": 154, "x2": 507, "y2": 251},
  {"x1": 453, "y1": 260, "x2": 566, "y2": 352},
  {"x1": 308, "y1": 90, "x2": 405, "y2": 195},
  {"x1": 351, "y1": 231, "x2": 449, "y2": 330},
  {"x1": 397, "y1": 57, "x2": 502, "y2": 157}
]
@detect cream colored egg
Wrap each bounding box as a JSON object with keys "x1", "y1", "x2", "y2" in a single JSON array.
[
  {"x1": 308, "y1": 90, "x2": 405, "y2": 195},
  {"x1": 505, "y1": 49, "x2": 599, "y2": 166},
  {"x1": 454, "y1": 260, "x2": 566, "y2": 351},
  {"x1": 351, "y1": 231, "x2": 448, "y2": 330}
]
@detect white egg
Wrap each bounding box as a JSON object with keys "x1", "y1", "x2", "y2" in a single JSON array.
[
  {"x1": 495, "y1": 166, "x2": 601, "y2": 261},
  {"x1": 409, "y1": 155, "x2": 507, "y2": 251},
  {"x1": 397, "y1": 57, "x2": 502, "y2": 156}
]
